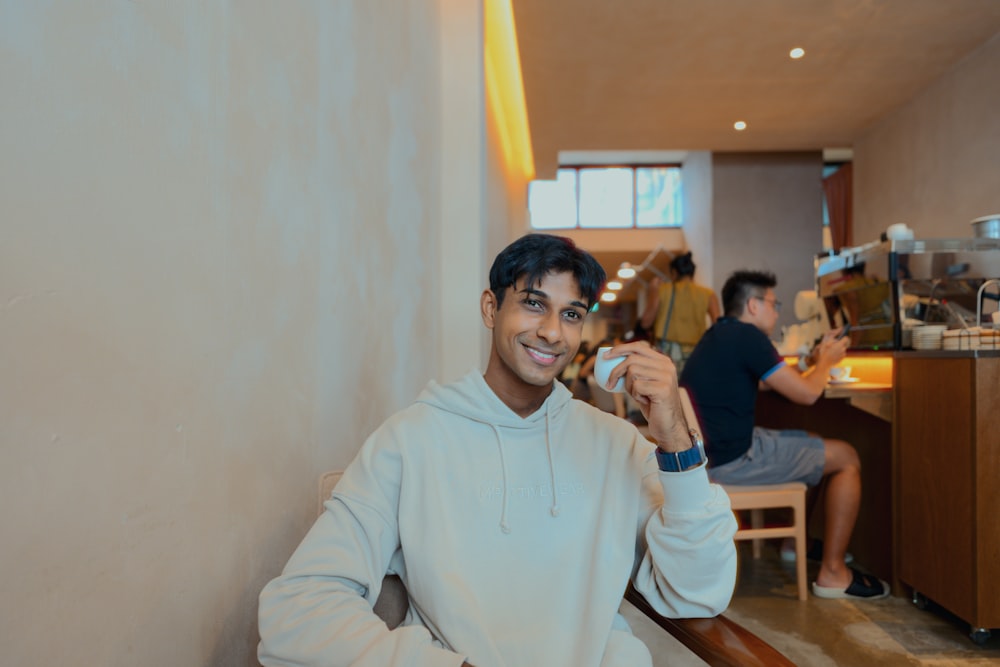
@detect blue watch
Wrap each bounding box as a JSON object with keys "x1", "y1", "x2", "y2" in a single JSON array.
[{"x1": 655, "y1": 429, "x2": 707, "y2": 472}]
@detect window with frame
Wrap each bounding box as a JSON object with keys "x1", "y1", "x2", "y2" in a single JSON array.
[{"x1": 528, "y1": 165, "x2": 683, "y2": 230}]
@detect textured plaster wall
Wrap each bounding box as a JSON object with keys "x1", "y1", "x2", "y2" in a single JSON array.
[
  {"x1": 0, "y1": 2, "x2": 448, "y2": 664},
  {"x1": 854, "y1": 33, "x2": 1000, "y2": 243},
  {"x1": 438, "y1": 0, "x2": 489, "y2": 384},
  {"x1": 711, "y1": 152, "x2": 824, "y2": 335}
]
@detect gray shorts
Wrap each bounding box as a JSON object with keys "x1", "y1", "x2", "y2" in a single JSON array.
[{"x1": 708, "y1": 427, "x2": 825, "y2": 487}]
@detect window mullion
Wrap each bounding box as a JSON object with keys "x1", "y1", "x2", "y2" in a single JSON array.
[
  {"x1": 631, "y1": 167, "x2": 638, "y2": 228},
  {"x1": 575, "y1": 167, "x2": 582, "y2": 229}
]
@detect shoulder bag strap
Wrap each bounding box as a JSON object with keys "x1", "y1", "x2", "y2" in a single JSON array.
[{"x1": 657, "y1": 284, "x2": 677, "y2": 346}]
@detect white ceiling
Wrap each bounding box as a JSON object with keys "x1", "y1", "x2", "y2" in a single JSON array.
[{"x1": 512, "y1": 0, "x2": 1000, "y2": 178}]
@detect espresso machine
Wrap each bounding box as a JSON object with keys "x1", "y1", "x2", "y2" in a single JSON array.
[{"x1": 815, "y1": 237, "x2": 1000, "y2": 350}]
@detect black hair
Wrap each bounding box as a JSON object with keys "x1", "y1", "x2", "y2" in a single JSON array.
[
  {"x1": 721, "y1": 269, "x2": 777, "y2": 317},
  {"x1": 489, "y1": 233, "x2": 606, "y2": 309},
  {"x1": 670, "y1": 251, "x2": 696, "y2": 278}
]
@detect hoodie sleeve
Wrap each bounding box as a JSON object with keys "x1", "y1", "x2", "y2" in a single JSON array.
[
  {"x1": 631, "y1": 452, "x2": 738, "y2": 618},
  {"x1": 257, "y1": 434, "x2": 467, "y2": 667}
]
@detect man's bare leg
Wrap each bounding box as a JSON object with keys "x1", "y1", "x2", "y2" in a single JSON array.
[{"x1": 814, "y1": 438, "x2": 861, "y2": 590}]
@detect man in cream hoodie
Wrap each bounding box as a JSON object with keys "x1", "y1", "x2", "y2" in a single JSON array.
[{"x1": 258, "y1": 234, "x2": 737, "y2": 667}]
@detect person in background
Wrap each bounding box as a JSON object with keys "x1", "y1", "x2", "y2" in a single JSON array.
[
  {"x1": 640, "y1": 251, "x2": 720, "y2": 372},
  {"x1": 680, "y1": 269, "x2": 889, "y2": 601},
  {"x1": 629, "y1": 319, "x2": 652, "y2": 343},
  {"x1": 258, "y1": 233, "x2": 737, "y2": 667},
  {"x1": 558, "y1": 340, "x2": 590, "y2": 388},
  {"x1": 568, "y1": 336, "x2": 613, "y2": 403}
]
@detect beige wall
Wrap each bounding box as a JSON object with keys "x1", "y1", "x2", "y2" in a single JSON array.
[
  {"x1": 0, "y1": 2, "x2": 494, "y2": 665},
  {"x1": 439, "y1": 0, "x2": 491, "y2": 383},
  {"x1": 680, "y1": 151, "x2": 715, "y2": 291},
  {"x1": 854, "y1": 34, "x2": 1000, "y2": 243},
  {"x1": 712, "y1": 152, "x2": 825, "y2": 335}
]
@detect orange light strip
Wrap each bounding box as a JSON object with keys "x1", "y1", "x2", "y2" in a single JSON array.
[
  {"x1": 485, "y1": 0, "x2": 535, "y2": 181},
  {"x1": 840, "y1": 355, "x2": 894, "y2": 385},
  {"x1": 782, "y1": 354, "x2": 894, "y2": 385}
]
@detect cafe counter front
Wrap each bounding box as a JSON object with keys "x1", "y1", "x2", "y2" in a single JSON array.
[{"x1": 757, "y1": 349, "x2": 1000, "y2": 642}]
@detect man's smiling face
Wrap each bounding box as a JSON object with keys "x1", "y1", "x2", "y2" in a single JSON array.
[{"x1": 482, "y1": 270, "x2": 589, "y2": 396}]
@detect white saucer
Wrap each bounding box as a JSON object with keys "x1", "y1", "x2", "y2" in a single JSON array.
[{"x1": 829, "y1": 377, "x2": 860, "y2": 385}]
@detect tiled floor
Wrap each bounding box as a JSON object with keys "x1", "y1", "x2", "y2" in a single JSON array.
[{"x1": 624, "y1": 541, "x2": 1000, "y2": 666}]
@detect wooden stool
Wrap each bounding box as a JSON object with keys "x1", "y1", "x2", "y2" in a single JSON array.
[{"x1": 723, "y1": 482, "x2": 808, "y2": 601}]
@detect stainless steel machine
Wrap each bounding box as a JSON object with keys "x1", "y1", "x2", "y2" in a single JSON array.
[{"x1": 815, "y1": 238, "x2": 1000, "y2": 350}]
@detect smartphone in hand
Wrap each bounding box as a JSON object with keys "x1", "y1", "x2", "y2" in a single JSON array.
[{"x1": 836, "y1": 323, "x2": 852, "y2": 340}]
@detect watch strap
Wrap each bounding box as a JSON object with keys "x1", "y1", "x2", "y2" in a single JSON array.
[{"x1": 655, "y1": 429, "x2": 707, "y2": 472}]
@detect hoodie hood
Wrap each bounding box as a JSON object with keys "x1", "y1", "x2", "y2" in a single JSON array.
[{"x1": 415, "y1": 371, "x2": 574, "y2": 533}]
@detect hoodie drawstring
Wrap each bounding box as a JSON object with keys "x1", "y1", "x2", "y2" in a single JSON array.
[
  {"x1": 490, "y1": 423, "x2": 512, "y2": 534},
  {"x1": 545, "y1": 410, "x2": 560, "y2": 517},
  {"x1": 416, "y1": 372, "x2": 571, "y2": 536},
  {"x1": 490, "y1": 409, "x2": 560, "y2": 534}
]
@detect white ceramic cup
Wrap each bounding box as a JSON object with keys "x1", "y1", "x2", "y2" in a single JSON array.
[
  {"x1": 593, "y1": 347, "x2": 627, "y2": 393},
  {"x1": 830, "y1": 365, "x2": 852, "y2": 381}
]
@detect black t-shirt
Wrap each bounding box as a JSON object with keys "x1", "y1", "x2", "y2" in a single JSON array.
[{"x1": 679, "y1": 317, "x2": 784, "y2": 467}]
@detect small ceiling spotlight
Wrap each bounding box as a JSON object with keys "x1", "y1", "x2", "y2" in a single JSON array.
[
  {"x1": 617, "y1": 263, "x2": 637, "y2": 279},
  {"x1": 600, "y1": 292, "x2": 617, "y2": 303},
  {"x1": 734, "y1": 120, "x2": 747, "y2": 131},
  {"x1": 789, "y1": 47, "x2": 805, "y2": 59},
  {"x1": 607, "y1": 280, "x2": 623, "y2": 291}
]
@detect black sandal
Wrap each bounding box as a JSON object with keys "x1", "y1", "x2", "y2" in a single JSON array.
[{"x1": 812, "y1": 568, "x2": 889, "y2": 600}]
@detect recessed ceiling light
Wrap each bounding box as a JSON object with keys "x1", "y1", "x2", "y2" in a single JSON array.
[
  {"x1": 617, "y1": 263, "x2": 636, "y2": 279},
  {"x1": 607, "y1": 280, "x2": 623, "y2": 290},
  {"x1": 600, "y1": 292, "x2": 617, "y2": 303},
  {"x1": 789, "y1": 47, "x2": 805, "y2": 59},
  {"x1": 734, "y1": 121, "x2": 747, "y2": 131}
]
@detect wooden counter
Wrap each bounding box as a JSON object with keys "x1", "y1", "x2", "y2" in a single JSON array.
[{"x1": 894, "y1": 352, "x2": 1000, "y2": 639}]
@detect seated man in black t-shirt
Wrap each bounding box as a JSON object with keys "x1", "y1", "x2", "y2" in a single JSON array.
[{"x1": 680, "y1": 269, "x2": 889, "y2": 600}]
